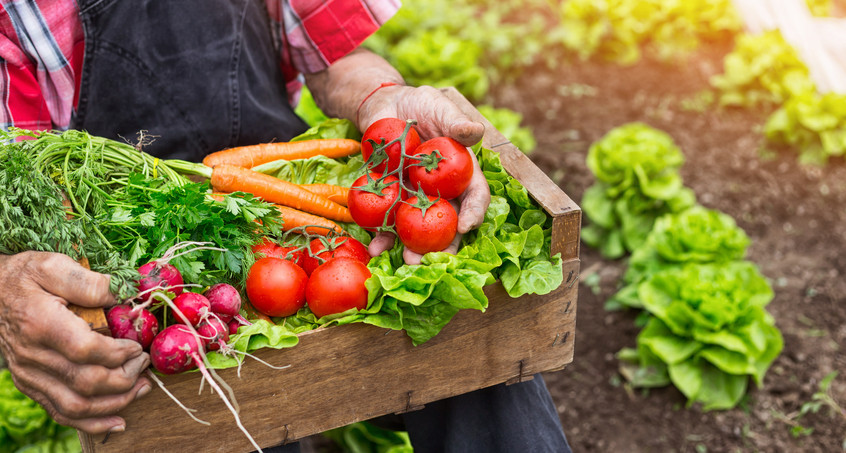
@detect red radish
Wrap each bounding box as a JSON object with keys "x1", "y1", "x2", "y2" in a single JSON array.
[
  {"x1": 149, "y1": 325, "x2": 202, "y2": 374},
  {"x1": 228, "y1": 315, "x2": 250, "y2": 335},
  {"x1": 106, "y1": 305, "x2": 159, "y2": 350},
  {"x1": 136, "y1": 261, "x2": 184, "y2": 302},
  {"x1": 228, "y1": 318, "x2": 242, "y2": 335},
  {"x1": 172, "y1": 292, "x2": 211, "y2": 326},
  {"x1": 148, "y1": 323, "x2": 262, "y2": 451},
  {"x1": 204, "y1": 283, "x2": 242, "y2": 322},
  {"x1": 197, "y1": 318, "x2": 230, "y2": 351}
]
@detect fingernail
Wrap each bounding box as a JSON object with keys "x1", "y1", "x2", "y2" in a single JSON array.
[
  {"x1": 135, "y1": 384, "x2": 152, "y2": 400},
  {"x1": 109, "y1": 424, "x2": 125, "y2": 433}
]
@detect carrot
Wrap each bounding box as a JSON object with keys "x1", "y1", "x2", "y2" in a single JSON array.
[
  {"x1": 210, "y1": 164, "x2": 353, "y2": 223},
  {"x1": 301, "y1": 183, "x2": 350, "y2": 207},
  {"x1": 273, "y1": 204, "x2": 343, "y2": 235},
  {"x1": 203, "y1": 139, "x2": 361, "y2": 168}
]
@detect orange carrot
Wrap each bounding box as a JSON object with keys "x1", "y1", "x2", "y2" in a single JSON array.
[
  {"x1": 211, "y1": 192, "x2": 341, "y2": 235},
  {"x1": 301, "y1": 183, "x2": 350, "y2": 207},
  {"x1": 203, "y1": 139, "x2": 361, "y2": 168},
  {"x1": 210, "y1": 164, "x2": 353, "y2": 223},
  {"x1": 273, "y1": 204, "x2": 343, "y2": 235}
]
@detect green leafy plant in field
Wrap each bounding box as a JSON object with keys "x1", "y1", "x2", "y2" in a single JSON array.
[
  {"x1": 476, "y1": 104, "x2": 537, "y2": 154},
  {"x1": 581, "y1": 123, "x2": 696, "y2": 259},
  {"x1": 365, "y1": 0, "x2": 563, "y2": 100},
  {"x1": 806, "y1": 0, "x2": 833, "y2": 16},
  {"x1": 1, "y1": 369, "x2": 81, "y2": 453},
  {"x1": 608, "y1": 206, "x2": 750, "y2": 311},
  {"x1": 711, "y1": 29, "x2": 846, "y2": 164},
  {"x1": 617, "y1": 262, "x2": 783, "y2": 410},
  {"x1": 710, "y1": 30, "x2": 814, "y2": 108},
  {"x1": 764, "y1": 91, "x2": 846, "y2": 165},
  {"x1": 560, "y1": 0, "x2": 741, "y2": 66}
]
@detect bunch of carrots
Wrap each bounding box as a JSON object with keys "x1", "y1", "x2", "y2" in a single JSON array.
[{"x1": 170, "y1": 138, "x2": 360, "y2": 235}]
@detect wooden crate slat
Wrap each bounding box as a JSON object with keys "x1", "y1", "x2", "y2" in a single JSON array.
[{"x1": 80, "y1": 87, "x2": 580, "y2": 452}]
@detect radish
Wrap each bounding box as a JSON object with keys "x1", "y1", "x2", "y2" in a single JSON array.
[
  {"x1": 150, "y1": 325, "x2": 201, "y2": 374},
  {"x1": 149, "y1": 323, "x2": 262, "y2": 451},
  {"x1": 196, "y1": 318, "x2": 229, "y2": 351},
  {"x1": 137, "y1": 261, "x2": 184, "y2": 302},
  {"x1": 203, "y1": 283, "x2": 241, "y2": 322},
  {"x1": 172, "y1": 292, "x2": 211, "y2": 326},
  {"x1": 106, "y1": 305, "x2": 159, "y2": 350}
]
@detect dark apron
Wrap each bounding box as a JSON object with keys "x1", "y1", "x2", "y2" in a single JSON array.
[{"x1": 72, "y1": 0, "x2": 308, "y2": 161}]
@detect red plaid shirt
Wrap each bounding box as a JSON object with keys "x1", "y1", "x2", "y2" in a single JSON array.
[{"x1": 0, "y1": 0, "x2": 399, "y2": 131}]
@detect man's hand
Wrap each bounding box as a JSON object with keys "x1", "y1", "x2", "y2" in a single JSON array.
[
  {"x1": 0, "y1": 252, "x2": 151, "y2": 434},
  {"x1": 358, "y1": 85, "x2": 491, "y2": 264},
  {"x1": 303, "y1": 48, "x2": 491, "y2": 264}
]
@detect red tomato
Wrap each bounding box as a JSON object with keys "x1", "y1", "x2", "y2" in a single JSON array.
[
  {"x1": 407, "y1": 137, "x2": 474, "y2": 200},
  {"x1": 252, "y1": 238, "x2": 307, "y2": 268},
  {"x1": 245, "y1": 257, "x2": 308, "y2": 317},
  {"x1": 395, "y1": 196, "x2": 458, "y2": 255},
  {"x1": 361, "y1": 118, "x2": 421, "y2": 175},
  {"x1": 348, "y1": 172, "x2": 406, "y2": 231},
  {"x1": 300, "y1": 236, "x2": 370, "y2": 275},
  {"x1": 251, "y1": 237, "x2": 279, "y2": 257},
  {"x1": 306, "y1": 257, "x2": 371, "y2": 318}
]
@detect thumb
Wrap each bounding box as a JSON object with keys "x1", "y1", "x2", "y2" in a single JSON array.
[{"x1": 32, "y1": 253, "x2": 116, "y2": 308}]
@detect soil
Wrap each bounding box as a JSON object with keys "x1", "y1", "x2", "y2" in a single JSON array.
[{"x1": 489, "y1": 45, "x2": 846, "y2": 452}]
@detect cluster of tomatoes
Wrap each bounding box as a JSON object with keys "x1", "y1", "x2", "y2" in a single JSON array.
[
  {"x1": 348, "y1": 118, "x2": 474, "y2": 255},
  {"x1": 246, "y1": 236, "x2": 371, "y2": 319},
  {"x1": 245, "y1": 117, "x2": 476, "y2": 319}
]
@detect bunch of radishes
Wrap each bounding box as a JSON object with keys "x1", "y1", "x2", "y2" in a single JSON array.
[
  {"x1": 107, "y1": 248, "x2": 264, "y2": 451},
  {"x1": 106, "y1": 260, "x2": 248, "y2": 373}
]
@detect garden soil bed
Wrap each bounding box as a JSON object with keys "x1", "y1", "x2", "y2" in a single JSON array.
[{"x1": 493, "y1": 45, "x2": 846, "y2": 452}]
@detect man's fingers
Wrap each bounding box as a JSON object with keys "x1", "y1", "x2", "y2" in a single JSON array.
[
  {"x1": 457, "y1": 151, "x2": 491, "y2": 234},
  {"x1": 368, "y1": 232, "x2": 397, "y2": 258},
  {"x1": 35, "y1": 300, "x2": 143, "y2": 367},
  {"x1": 27, "y1": 252, "x2": 115, "y2": 308},
  {"x1": 447, "y1": 120, "x2": 485, "y2": 147},
  {"x1": 18, "y1": 346, "x2": 150, "y2": 397},
  {"x1": 10, "y1": 364, "x2": 148, "y2": 433}
]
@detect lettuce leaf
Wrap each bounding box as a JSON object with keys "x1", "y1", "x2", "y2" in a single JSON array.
[
  {"x1": 620, "y1": 262, "x2": 782, "y2": 410},
  {"x1": 0, "y1": 369, "x2": 81, "y2": 452}
]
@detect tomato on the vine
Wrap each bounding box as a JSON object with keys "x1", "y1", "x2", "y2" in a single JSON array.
[
  {"x1": 348, "y1": 172, "x2": 406, "y2": 231},
  {"x1": 395, "y1": 195, "x2": 458, "y2": 255},
  {"x1": 361, "y1": 118, "x2": 421, "y2": 175},
  {"x1": 245, "y1": 257, "x2": 308, "y2": 317},
  {"x1": 407, "y1": 137, "x2": 473, "y2": 200},
  {"x1": 252, "y1": 237, "x2": 306, "y2": 268},
  {"x1": 300, "y1": 236, "x2": 370, "y2": 275},
  {"x1": 306, "y1": 257, "x2": 371, "y2": 318}
]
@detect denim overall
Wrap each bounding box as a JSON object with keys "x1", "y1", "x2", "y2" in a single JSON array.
[{"x1": 73, "y1": 0, "x2": 307, "y2": 160}]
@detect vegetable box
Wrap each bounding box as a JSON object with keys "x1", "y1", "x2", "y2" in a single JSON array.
[{"x1": 77, "y1": 88, "x2": 581, "y2": 453}]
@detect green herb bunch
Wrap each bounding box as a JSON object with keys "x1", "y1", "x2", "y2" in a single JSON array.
[
  {"x1": 99, "y1": 177, "x2": 284, "y2": 287},
  {"x1": 0, "y1": 132, "x2": 138, "y2": 299},
  {"x1": 581, "y1": 122, "x2": 696, "y2": 259}
]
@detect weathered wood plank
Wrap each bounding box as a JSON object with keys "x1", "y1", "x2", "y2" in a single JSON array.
[{"x1": 83, "y1": 260, "x2": 578, "y2": 452}]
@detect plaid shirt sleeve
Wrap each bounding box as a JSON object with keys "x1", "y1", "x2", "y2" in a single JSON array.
[
  {"x1": 266, "y1": 0, "x2": 400, "y2": 103},
  {"x1": 1, "y1": 0, "x2": 83, "y2": 131}
]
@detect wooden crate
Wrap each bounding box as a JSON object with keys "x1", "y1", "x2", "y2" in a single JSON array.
[{"x1": 78, "y1": 88, "x2": 581, "y2": 453}]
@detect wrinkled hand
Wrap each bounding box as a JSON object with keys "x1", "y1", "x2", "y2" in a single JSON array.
[
  {"x1": 358, "y1": 85, "x2": 491, "y2": 264},
  {"x1": 0, "y1": 252, "x2": 151, "y2": 434}
]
